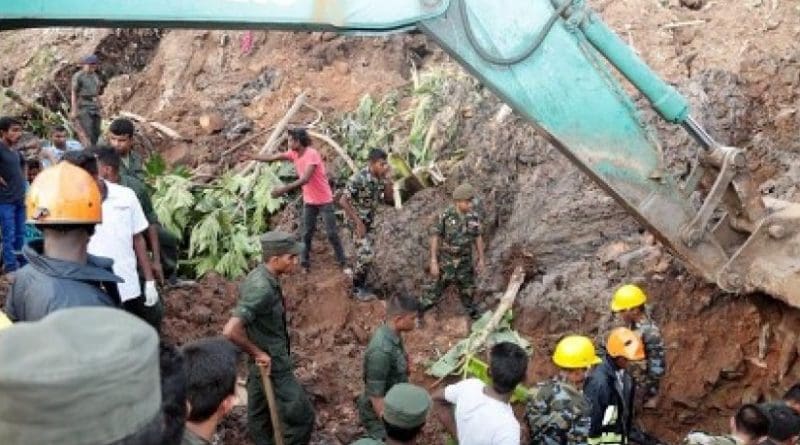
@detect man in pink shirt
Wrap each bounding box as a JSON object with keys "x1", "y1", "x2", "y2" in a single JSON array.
[{"x1": 251, "y1": 127, "x2": 346, "y2": 271}]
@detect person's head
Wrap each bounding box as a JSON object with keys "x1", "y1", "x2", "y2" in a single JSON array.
[
  {"x1": 94, "y1": 146, "x2": 122, "y2": 183},
  {"x1": 62, "y1": 149, "x2": 99, "y2": 180},
  {"x1": 488, "y1": 342, "x2": 528, "y2": 395},
  {"x1": 27, "y1": 161, "x2": 101, "y2": 241},
  {"x1": 386, "y1": 294, "x2": 420, "y2": 333},
  {"x1": 730, "y1": 404, "x2": 770, "y2": 444},
  {"x1": 159, "y1": 342, "x2": 187, "y2": 445},
  {"x1": 452, "y1": 183, "x2": 476, "y2": 213},
  {"x1": 606, "y1": 327, "x2": 645, "y2": 370},
  {"x1": 26, "y1": 159, "x2": 41, "y2": 183},
  {"x1": 108, "y1": 118, "x2": 135, "y2": 156},
  {"x1": 0, "y1": 307, "x2": 165, "y2": 445},
  {"x1": 368, "y1": 148, "x2": 390, "y2": 178},
  {"x1": 0, "y1": 117, "x2": 23, "y2": 145},
  {"x1": 610, "y1": 284, "x2": 647, "y2": 324},
  {"x1": 765, "y1": 404, "x2": 800, "y2": 445},
  {"x1": 50, "y1": 125, "x2": 68, "y2": 149},
  {"x1": 182, "y1": 337, "x2": 239, "y2": 426},
  {"x1": 261, "y1": 231, "x2": 303, "y2": 275},
  {"x1": 287, "y1": 127, "x2": 311, "y2": 151},
  {"x1": 80, "y1": 54, "x2": 99, "y2": 72},
  {"x1": 380, "y1": 383, "x2": 431, "y2": 444},
  {"x1": 552, "y1": 335, "x2": 602, "y2": 387},
  {"x1": 784, "y1": 385, "x2": 800, "y2": 413}
]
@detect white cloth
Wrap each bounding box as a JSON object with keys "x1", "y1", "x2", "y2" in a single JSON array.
[
  {"x1": 88, "y1": 181, "x2": 149, "y2": 302},
  {"x1": 444, "y1": 378, "x2": 520, "y2": 445},
  {"x1": 40, "y1": 140, "x2": 83, "y2": 168}
]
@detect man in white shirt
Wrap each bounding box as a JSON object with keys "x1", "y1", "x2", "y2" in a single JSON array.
[
  {"x1": 63, "y1": 150, "x2": 160, "y2": 328},
  {"x1": 433, "y1": 342, "x2": 529, "y2": 445}
]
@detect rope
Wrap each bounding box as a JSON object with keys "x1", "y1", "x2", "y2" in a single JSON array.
[{"x1": 459, "y1": 0, "x2": 573, "y2": 66}]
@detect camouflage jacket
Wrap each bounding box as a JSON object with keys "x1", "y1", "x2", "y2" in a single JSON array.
[
  {"x1": 682, "y1": 432, "x2": 742, "y2": 445},
  {"x1": 343, "y1": 168, "x2": 385, "y2": 228},
  {"x1": 433, "y1": 205, "x2": 481, "y2": 257},
  {"x1": 526, "y1": 377, "x2": 592, "y2": 445},
  {"x1": 633, "y1": 317, "x2": 666, "y2": 380}
]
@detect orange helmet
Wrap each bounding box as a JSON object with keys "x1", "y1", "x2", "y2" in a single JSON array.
[
  {"x1": 606, "y1": 327, "x2": 645, "y2": 361},
  {"x1": 27, "y1": 162, "x2": 102, "y2": 224}
]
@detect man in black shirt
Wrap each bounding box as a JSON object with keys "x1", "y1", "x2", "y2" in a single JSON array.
[{"x1": 0, "y1": 117, "x2": 26, "y2": 275}]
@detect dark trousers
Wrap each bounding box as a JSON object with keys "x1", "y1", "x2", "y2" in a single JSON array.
[
  {"x1": 157, "y1": 226, "x2": 179, "y2": 280},
  {"x1": 123, "y1": 295, "x2": 164, "y2": 331},
  {"x1": 301, "y1": 203, "x2": 345, "y2": 268},
  {"x1": 246, "y1": 363, "x2": 315, "y2": 445},
  {"x1": 77, "y1": 109, "x2": 101, "y2": 145},
  {"x1": 0, "y1": 200, "x2": 26, "y2": 272}
]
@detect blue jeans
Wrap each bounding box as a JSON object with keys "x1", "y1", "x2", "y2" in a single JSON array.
[{"x1": 0, "y1": 200, "x2": 26, "y2": 272}]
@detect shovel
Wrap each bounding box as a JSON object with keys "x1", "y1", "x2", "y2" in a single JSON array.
[{"x1": 258, "y1": 365, "x2": 285, "y2": 445}]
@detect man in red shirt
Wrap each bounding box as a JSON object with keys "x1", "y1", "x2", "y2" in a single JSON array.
[{"x1": 250, "y1": 127, "x2": 346, "y2": 271}]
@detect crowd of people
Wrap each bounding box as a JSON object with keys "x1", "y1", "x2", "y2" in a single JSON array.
[{"x1": 0, "y1": 54, "x2": 797, "y2": 445}]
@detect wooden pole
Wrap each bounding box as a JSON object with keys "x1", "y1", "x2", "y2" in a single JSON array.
[{"x1": 258, "y1": 365, "x2": 286, "y2": 445}]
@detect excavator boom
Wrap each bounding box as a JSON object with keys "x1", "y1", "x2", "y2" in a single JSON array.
[{"x1": 4, "y1": 0, "x2": 800, "y2": 305}]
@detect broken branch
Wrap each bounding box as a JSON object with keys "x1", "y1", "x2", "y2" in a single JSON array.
[
  {"x1": 119, "y1": 110, "x2": 188, "y2": 141},
  {"x1": 307, "y1": 129, "x2": 357, "y2": 174},
  {"x1": 238, "y1": 92, "x2": 307, "y2": 177}
]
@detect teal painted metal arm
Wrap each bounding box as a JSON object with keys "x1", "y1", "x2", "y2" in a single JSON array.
[{"x1": 5, "y1": 0, "x2": 798, "y2": 302}]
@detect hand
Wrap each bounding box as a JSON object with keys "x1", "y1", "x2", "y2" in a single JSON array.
[
  {"x1": 355, "y1": 220, "x2": 367, "y2": 239},
  {"x1": 151, "y1": 261, "x2": 165, "y2": 285},
  {"x1": 430, "y1": 259, "x2": 440, "y2": 278},
  {"x1": 255, "y1": 350, "x2": 272, "y2": 375},
  {"x1": 143, "y1": 281, "x2": 159, "y2": 307},
  {"x1": 270, "y1": 186, "x2": 288, "y2": 198}
]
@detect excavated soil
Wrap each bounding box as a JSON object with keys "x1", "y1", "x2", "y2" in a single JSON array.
[{"x1": 2, "y1": 0, "x2": 800, "y2": 443}]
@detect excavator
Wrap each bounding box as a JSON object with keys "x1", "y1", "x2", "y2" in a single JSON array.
[{"x1": 4, "y1": 0, "x2": 800, "y2": 307}]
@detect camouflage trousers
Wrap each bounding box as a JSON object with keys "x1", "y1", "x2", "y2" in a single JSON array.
[
  {"x1": 631, "y1": 362, "x2": 661, "y2": 399},
  {"x1": 353, "y1": 235, "x2": 374, "y2": 287},
  {"x1": 420, "y1": 253, "x2": 476, "y2": 317}
]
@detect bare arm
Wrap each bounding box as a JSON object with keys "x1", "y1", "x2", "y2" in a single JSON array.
[
  {"x1": 223, "y1": 317, "x2": 271, "y2": 370},
  {"x1": 133, "y1": 233, "x2": 154, "y2": 281},
  {"x1": 284, "y1": 163, "x2": 315, "y2": 191},
  {"x1": 250, "y1": 152, "x2": 290, "y2": 163},
  {"x1": 432, "y1": 387, "x2": 458, "y2": 437},
  {"x1": 147, "y1": 224, "x2": 164, "y2": 283}
]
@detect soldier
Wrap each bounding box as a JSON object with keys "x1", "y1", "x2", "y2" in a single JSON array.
[
  {"x1": 683, "y1": 404, "x2": 770, "y2": 445},
  {"x1": 610, "y1": 284, "x2": 665, "y2": 409},
  {"x1": 339, "y1": 148, "x2": 393, "y2": 301},
  {"x1": 358, "y1": 294, "x2": 419, "y2": 440},
  {"x1": 351, "y1": 383, "x2": 432, "y2": 445},
  {"x1": 107, "y1": 118, "x2": 180, "y2": 283},
  {"x1": 70, "y1": 54, "x2": 102, "y2": 144},
  {"x1": 527, "y1": 335, "x2": 601, "y2": 445},
  {"x1": 761, "y1": 404, "x2": 800, "y2": 445},
  {"x1": 420, "y1": 183, "x2": 485, "y2": 320},
  {"x1": 223, "y1": 231, "x2": 315, "y2": 445},
  {"x1": 584, "y1": 327, "x2": 645, "y2": 445}
]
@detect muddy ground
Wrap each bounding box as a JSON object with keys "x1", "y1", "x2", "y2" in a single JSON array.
[{"x1": 2, "y1": 0, "x2": 800, "y2": 443}]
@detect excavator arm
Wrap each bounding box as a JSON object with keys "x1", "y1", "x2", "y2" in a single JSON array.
[{"x1": 4, "y1": 0, "x2": 800, "y2": 305}]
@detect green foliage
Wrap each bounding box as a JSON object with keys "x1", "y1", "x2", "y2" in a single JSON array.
[{"x1": 151, "y1": 163, "x2": 283, "y2": 280}]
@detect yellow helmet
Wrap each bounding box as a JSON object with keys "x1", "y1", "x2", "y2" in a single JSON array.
[
  {"x1": 606, "y1": 327, "x2": 645, "y2": 361},
  {"x1": 610, "y1": 284, "x2": 647, "y2": 312},
  {"x1": 553, "y1": 335, "x2": 602, "y2": 369},
  {"x1": 27, "y1": 162, "x2": 102, "y2": 225}
]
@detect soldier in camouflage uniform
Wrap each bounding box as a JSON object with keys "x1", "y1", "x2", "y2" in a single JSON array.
[
  {"x1": 340, "y1": 148, "x2": 393, "y2": 301},
  {"x1": 527, "y1": 335, "x2": 600, "y2": 445},
  {"x1": 610, "y1": 284, "x2": 666, "y2": 409},
  {"x1": 351, "y1": 383, "x2": 431, "y2": 445},
  {"x1": 683, "y1": 404, "x2": 770, "y2": 445},
  {"x1": 420, "y1": 183, "x2": 485, "y2": 320}
]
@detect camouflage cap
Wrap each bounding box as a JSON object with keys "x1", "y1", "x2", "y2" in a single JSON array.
[
  {"x1": 452, "y1": 183, "x2": 476, "y2": 201},
  {"x1": 0, "y1": 307, "x2": 161, "y2": 444},
  {"x1": 382, "y1": 383, "x2": 431, "y2": 429},
  {"x1": 260, "y1": 231, "x2": 304, "y2": 259}
]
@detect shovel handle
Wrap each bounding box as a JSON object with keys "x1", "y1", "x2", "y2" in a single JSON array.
[{"x1": 258, "y1": 365, "x2": 285, "y2": 445}]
